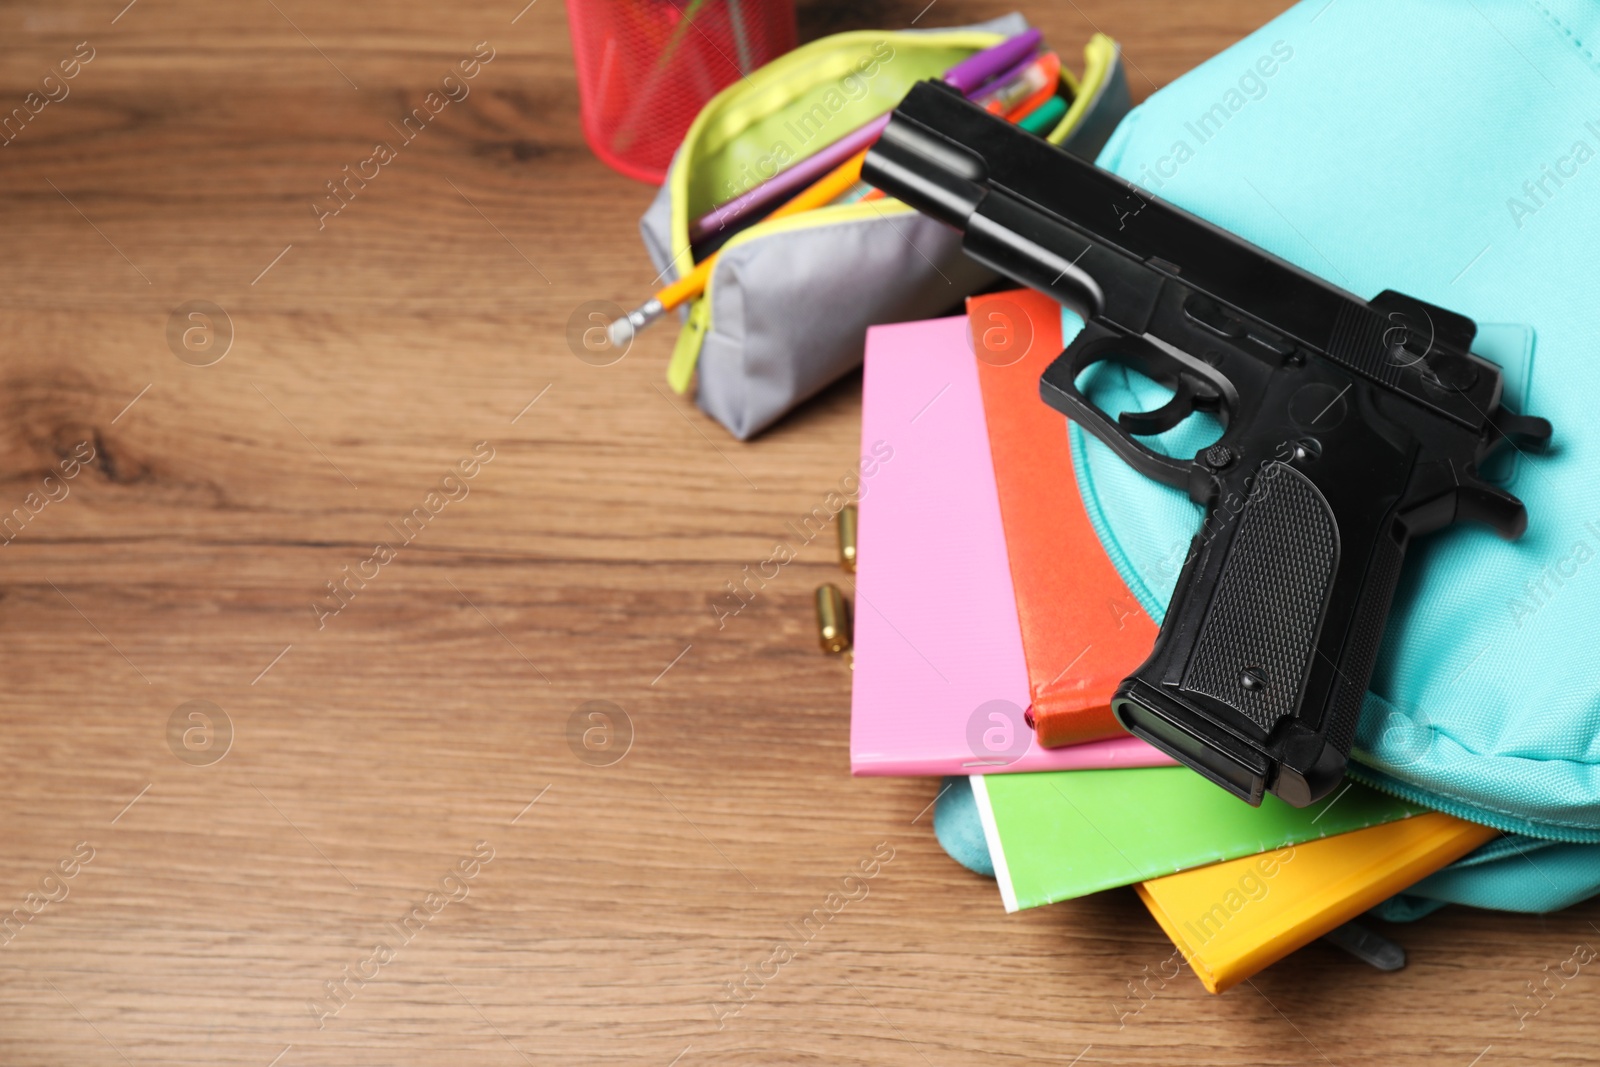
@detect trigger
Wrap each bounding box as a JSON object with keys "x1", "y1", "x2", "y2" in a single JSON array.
[
  {"x1": 1118, "y1": 375, "x2": 1218, "y2": 437},
  {"x1": 1495, "y1": 411, "x2": 1552, "y2": 451},
  {"x1": 1459, "y1": 478, "x2": 1529, "y2": 539}
]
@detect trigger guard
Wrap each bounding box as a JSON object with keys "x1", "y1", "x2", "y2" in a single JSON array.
[{"x1": 1040, "y1": 323, "x2": 1197, "y2": 491}]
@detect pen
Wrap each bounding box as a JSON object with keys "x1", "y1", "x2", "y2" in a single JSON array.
[{"x1": 1016, "y1": 91, "x2": 1068, "y2": 135}]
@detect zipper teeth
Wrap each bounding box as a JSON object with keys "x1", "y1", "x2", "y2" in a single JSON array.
[
  {"x1": 700, "y1": 200, "x2": 913, "y2": 309},
  {"x1": 1347, "y1": 763, "x2": 1600, "y2": 844},
  {"x1": 715, "y1": 199, "x2": 902, "y2": 251}
]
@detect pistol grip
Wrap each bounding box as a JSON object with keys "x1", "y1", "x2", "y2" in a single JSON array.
[{"x1": 1113, "y1": 460, "x2": 1406, "y2": 807}]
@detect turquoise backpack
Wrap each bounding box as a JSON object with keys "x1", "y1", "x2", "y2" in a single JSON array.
[{"x1": 1065, "y1": 0, "x2": 1600, "y2": 915}]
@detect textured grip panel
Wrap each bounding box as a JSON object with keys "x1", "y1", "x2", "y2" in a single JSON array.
[{"x1": 1182, "y1": 463, "x2": 1340, "y2": 731}]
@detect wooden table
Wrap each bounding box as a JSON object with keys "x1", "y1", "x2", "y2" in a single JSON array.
[{"x1": 0, "y1": 2, "x2": 1592, "y2": 1063}]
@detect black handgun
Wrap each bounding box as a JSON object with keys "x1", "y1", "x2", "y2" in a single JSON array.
[{"x1": 863, "y1": 81, "x2": 1551, "y2": 806}]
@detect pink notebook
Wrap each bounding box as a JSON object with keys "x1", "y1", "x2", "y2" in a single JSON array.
[{"x1": 849, "y1": 314, "x2": 1172, "y2": 776}]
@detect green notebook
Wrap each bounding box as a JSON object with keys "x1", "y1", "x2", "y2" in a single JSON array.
[{"x1": 971, "y1": 768, "x2": 1427, "y2": 912}]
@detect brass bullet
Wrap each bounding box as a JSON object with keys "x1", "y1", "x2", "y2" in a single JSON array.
[
  {"x1": 838, "y1": 504, "x2": 858, "y2": 573},
  {"x1": 815, "y1": 583, "x2": 851, "y2": 654}
]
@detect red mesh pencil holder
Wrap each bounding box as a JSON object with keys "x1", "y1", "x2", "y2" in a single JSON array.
[{"x1": 566, "y1": 0, "x2": 797, "y2": 184}]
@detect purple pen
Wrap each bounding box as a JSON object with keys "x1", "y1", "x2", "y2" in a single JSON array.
[
  {"x1": 943, "y1": 27, "x2": 1043, "y2": 95},
  {"x1": 692, "y1": 114, "x2": 892, "y2": 242},
  {"x1": 689, "y1": 28, "x2": 1043, "y2": 243}
]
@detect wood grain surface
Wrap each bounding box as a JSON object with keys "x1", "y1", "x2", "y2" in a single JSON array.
[{"x1": 0, "y1": 1, "x2": 1594, "y2": 1064}]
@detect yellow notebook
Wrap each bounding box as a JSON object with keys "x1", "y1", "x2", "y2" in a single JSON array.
[{"x1": 1136, "y1": 812, "x2": 1498, "y2": 993}]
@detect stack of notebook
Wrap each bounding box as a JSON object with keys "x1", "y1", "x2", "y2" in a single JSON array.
[{"x1": 849, "y1": 291, "x2": 1497, "y2": 993}]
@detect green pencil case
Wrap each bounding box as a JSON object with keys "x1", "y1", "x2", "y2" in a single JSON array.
[{"x1": 637, "y1": 15, "x2": 1131, "y2": 440}]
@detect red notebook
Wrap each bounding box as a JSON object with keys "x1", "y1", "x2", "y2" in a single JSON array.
[{"x1": 968, "y1": 288, "x2": 1159, "y2": 747}]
